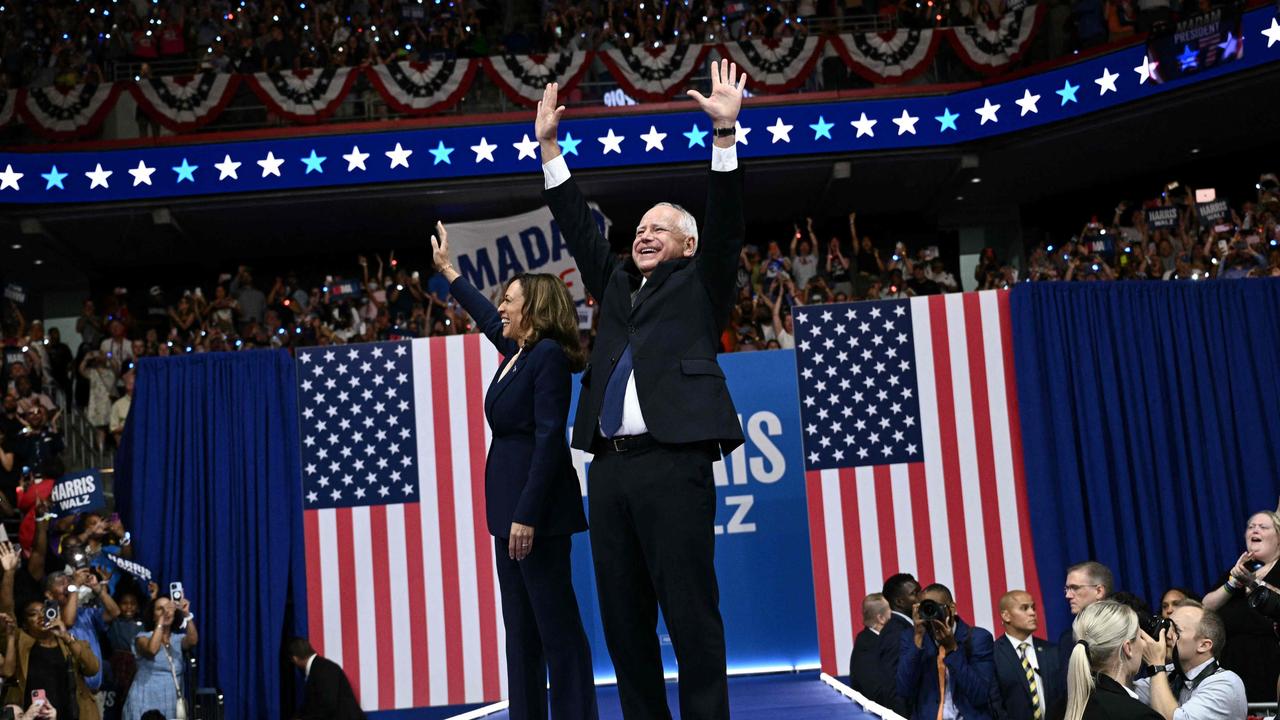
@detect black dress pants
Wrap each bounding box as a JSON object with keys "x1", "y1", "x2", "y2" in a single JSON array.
[
  {"x1": 587, "y1": 442, "x2": 729, "y2": 720},
  {"x1": 494, "y1": 533, "x2": 599, "y2": 720}
]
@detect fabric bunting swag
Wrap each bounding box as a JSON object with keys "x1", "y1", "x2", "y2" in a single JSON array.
[
  {"x1": 18, "y1": 82, "x2": 120, "y2": 140},
  {"x1": 244, "y1": 67, "x2": 360, "y2": 123},
  {"x1": 482, "y1": 51, "x2": 592, "y2": 106},
  {"x1": 948, "y1": 4, "x2": 1045, "y2": 74},
  {"x1": 129, "y1": 71, "x2": 241, "y2": 132},
  {"x1": 832, "y1": 28, "x2": 941, "y2": 83},
  {"x1": 722, "y1": 35, "x2": 826, "y2": 93},
  {"x1": 597, "y1": 44, "x2": 711, "y2": 101},
  {"x1": 0, "y1": 88, "x2": 15, "y2": 127},
  {"x1": 366, "y1": 59, "x2": 479, "y2": 115}
]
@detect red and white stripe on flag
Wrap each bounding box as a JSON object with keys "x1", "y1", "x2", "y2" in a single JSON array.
[
  {"x1": 302, "y1": 334, "x2": 507, "y2": 710},
  {"x1": 804, "y1": 290, "x2": 1044, "y2": 677}
]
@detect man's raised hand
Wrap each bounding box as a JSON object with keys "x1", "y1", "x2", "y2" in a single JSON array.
[
  {"x1": 535, "y1": 83, "x2": 565, "y2": 161},
  {"x1": 687, "y1": 60, "x2": 747, "y2": 131}
]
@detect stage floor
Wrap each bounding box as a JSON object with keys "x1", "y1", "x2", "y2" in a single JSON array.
[{"x1": 460, "y1": 671, "x2": 875, "y2": 720}]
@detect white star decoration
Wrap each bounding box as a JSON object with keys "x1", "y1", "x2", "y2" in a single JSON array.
[
  {"x1": 0, "y1": 164, "x2": 23, "y2": 191},
  {"x1": 975, "y1": 98, "x2": 1001, "y2": 125},
  {"x1": 1015, "y1": 89, "x2": 1040, "y2": 116},
  {"x1": 892, "y1": 110, "x2": 919, "y2": 135},
  {"x1": 85, "y1": 163, "x2": 112, "y2": 189},
  {"x1": 851, "y1": 113, "x2": 877, "y2": 138},
  {"x1": 257, "y1": 151, "x2": 284, "y2": 177},
  {"x1": 343, "y1": 145, "x2": 370, "y2": 171},
  {"x1": 1262, "y1": 17, "x2": 1280, "y2": 47},
  {"x1": 128, "y1": 160, "x2": 156, "y2": 186},
  {"x1": 1094, "y1": 67, "x2": 1119, "y2": 95},
  {"x1": 1134, "y1": 55, "x2": 1159, "y2": 84},
  {"x1": 214, "y1": 154, "x2": 241, "y2": 180},
  {"x1": 640, "y1": 125, "x2": 667, "y2": 151},
  {"x1": 597, "y1": 129, "x2": 625, "y2": 154},
  {"x1": 767, "y1": 117, "x2": 794, "y2": 143},
  {"x1": 385, "y1": 143, "x2": 413, "y2": 169},
  {"x1": 734, "y1": 121, "x2": 751, "y2": 145},
  {"x1": 470, "y1": 137, "x2": 498, "y2": 163},
  {"x1": 513, "y1": 134, "x2": 539, "y2": 160}
]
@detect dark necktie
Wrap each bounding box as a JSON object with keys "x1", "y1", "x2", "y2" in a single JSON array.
[
  {"x1": 599, "y1": 344, "x2": 634, "y2": 438},
  {"x1": 1018, "y1": 642, "x2": 1042, "y2": 720}
]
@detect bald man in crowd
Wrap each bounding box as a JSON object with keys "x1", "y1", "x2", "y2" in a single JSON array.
[
  {"x1": 992, "y1": 590, "x2": 1060, "y2": 720},
  {"x1": 849, "y1": 593, "x2": 892, "y2": 702}
]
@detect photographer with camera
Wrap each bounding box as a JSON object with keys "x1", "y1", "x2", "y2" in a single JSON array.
[
  {"x1": 1201, "y1": 510, "x2": 1280, "y2": 701},
  {"x1": 896, "y1": 583, "x2": 996, "y2": 720},
  {"x1": 121, "y1": 591, "x2": 197, "y2": 720},
  {"x1": 1131, "y1": 600, "x2": 1245, "y2": 720},
  {"x1": 2, "y1": 596, "x2": 101, "y2": 720}
]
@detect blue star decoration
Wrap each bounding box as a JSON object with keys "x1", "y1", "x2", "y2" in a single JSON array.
[
  {"x1": 684, "y1": 124, "x2": 708, "y2": 148},
  {"x1": 301, "y1": 150, "x2": 327, "y2": 174},
  {"x1": 558, "y1": 132, "x2": 582, "y2": 156},
  {"x1": 172, "y1": 158, "x2": 198, "y2": 183},
  {"x1": 1178, "y1": 44, "x2": 1199, "y2": 70},
  {"x1": 41, "y1": 166, "x2": 67, "y2": 190},
  {"x1": 1056, "y1": 79, "x2": 1080, "y2": 105},
  {"x1": 809, "y1": 116, "x2": 834, "y2": 140},
  {"x1": 429, "y1": 141, "x2": 454, "y2": 165},
  {"x1": 935, "y1": 108, "x2": 959, "y2": 132},
  {"x1": 1217, "y1": 32, "x2": 1239, "y2": 57}
]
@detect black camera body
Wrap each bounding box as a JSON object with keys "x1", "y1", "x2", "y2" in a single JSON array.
[
  {"x1": 1248, "y1": 585, "x2": 1280, "y2": 622},
  {"x1": 919, "y1": 599, "x2": 950, "y2": 623},
  {"x1": 1139, "y1": 613, "x2": 1173, "y2": 639}
]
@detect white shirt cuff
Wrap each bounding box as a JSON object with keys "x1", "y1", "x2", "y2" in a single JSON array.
[
  {"x1": 543, "y1": 155, "x2": 570, "y2": 190},
  {"x1": 711, "y1": 143, "x2": 738, "y2": 173}
]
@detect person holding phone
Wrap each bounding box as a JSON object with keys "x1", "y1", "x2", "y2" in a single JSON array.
[
  {"x1": 431, "y1": 222, "x2": 598, "y2": 720},
  {"x1": 2, "y1": 599, "x2": 100, "y2": 720},
  {"x1": 120, "y1": 594, "x2": 197, "y2": 720}
]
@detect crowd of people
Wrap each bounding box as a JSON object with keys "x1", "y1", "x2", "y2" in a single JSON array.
[{"x1": 847, "y1": 508, "x2": 1279, "y2": 720}]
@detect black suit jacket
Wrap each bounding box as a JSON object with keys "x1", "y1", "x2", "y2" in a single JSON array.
[
  {"x1": 849, "y1": 627, "x2": 887, "y2": 701},
  {"x1": 992, "y1": 634, "x2": 1060, "y2": 720},
  {"x1": 1081, "y1": 674, "x2": 1163, "y2": 720},
  {"x1": 543, "y1": 167, "x2": 746, "y2": 454},
  {"x1": 451, "y1": 277, "x2": 588, "y2": 538},
  {"x1": 876, "y1": 613, "x2": 914, "y2": 715},
  {"x1": 299, "y1": 656, "x2": 365, "y2": 720}
]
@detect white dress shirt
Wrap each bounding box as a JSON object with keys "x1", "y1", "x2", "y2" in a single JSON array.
[
  {"x1": 1007, "y1": 635, "x2": 1048, "y2": 714},
  {"x1": 304, "y1": 653, "x2": 317, "y2": 680},
  {"x1": 1134, "y1": 657, "x2": 1249, "y2": 720},
  {"x1": 543, "y1": 143, "x2": 739, "y2": 438}
]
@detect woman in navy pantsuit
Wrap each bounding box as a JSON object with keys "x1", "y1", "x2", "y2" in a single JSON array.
[{"x1": 432, "y1": 222, "x2": 598, "y2": 720}]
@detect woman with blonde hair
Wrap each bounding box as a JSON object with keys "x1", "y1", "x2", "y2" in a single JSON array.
[
  {"x1": 1202, "y1": 509, "x2": 1280, "y2": 700},
  {"x1": 1064, "y1": 601, "x2": 1161, "y2": 720},
  {"x1": 431, "y1": 222, "x2": 597, "y2": 719}
]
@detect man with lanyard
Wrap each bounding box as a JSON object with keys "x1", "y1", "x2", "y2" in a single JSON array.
[{"x1": 1134, "y1": 600, "x2": 1246, "y2": 720}]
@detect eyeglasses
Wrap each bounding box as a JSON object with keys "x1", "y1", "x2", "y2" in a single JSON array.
[{"x1": 1063, "y1": 584, "x2": 1101, "y2": 594}]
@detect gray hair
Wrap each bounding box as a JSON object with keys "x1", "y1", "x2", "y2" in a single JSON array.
[{"x1": 651, "y1": 202, "x2": 699, "y2": 245}]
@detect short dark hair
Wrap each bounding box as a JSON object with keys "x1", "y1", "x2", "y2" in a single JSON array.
[
  {"x1": 141, "y1": 711, "x2": 166, "y2": 720},
  {"x1": 1109, "y1": 591, "x2": 1151, "y2": 617},
  {"x1": 287, "y1": 636, "x2": 316, "y2": 661},
  {"x1": 1066, "y1": 560, "x2": 1114, "y2": 595},
  {"x1": 883, "y1": 573, "x2": 918, "y2": 607},
  {"x1": 922, "y1": 583, "x2": 954, "y2": 604}
]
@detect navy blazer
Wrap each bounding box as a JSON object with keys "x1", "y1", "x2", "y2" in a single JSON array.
[
  {"x1": 450, "y1": 277, "x2": 588, "y2": 539},
  {"x1": 992, "y1": 634, "x2": 1060, "y2": 720},
  {"x1": 878, "y1": 612, "x2": 915, "y2": 715},
  {"x1": 897, "y1": 617, "x2": 996, "y2": 720}
]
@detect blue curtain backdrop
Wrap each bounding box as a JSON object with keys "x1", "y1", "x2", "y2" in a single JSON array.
[
  {"x1": 115, "y1": 350, "x2": 307, "y2": 720},
  {"x1": 1011, "y1": 279, "x2": 1280, "y2": 636}
]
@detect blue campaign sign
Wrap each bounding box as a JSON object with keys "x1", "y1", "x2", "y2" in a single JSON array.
[
  {"x1": 566, "y1": 348, "x2": 818, "y2": 679},
  {"x1": 52, "y1": 469, "x2": 107, "y2": 515}
]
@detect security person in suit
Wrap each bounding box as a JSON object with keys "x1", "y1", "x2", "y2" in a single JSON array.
[
  {"x1": 288, "y1": 637, "x2": 366, "y2": 720},
  {"x1": 993, "y1": 590, "x2": 1060, "y2": 720},
  {"x1": 849, "y1": 593, "x2": 892, "y2": 700},
  {"x1": 532, "y1": 61, "x2": 748, "y2": 720},
  {"x1": 432, "y1": 225, "x2": 598, "y2": 720},
  {"x1": 878, "y1": 573, "x2": 922, "y2": 715}
]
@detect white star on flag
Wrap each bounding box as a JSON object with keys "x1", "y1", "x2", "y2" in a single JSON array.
[
  {"x1": 735, "y1": 121, "x2": 751, "y2": 145},
  {"x1": 513, "y1": 134, "x2": 539, "y2": 160},
  {"x1": 85, "y1": 163, "x2": 112, "y2": 189},
  {"x1": 470, "y1": 137, "x2": 497, "y2": 163},
  {"x1": 767, "y1": 117, "x2": 794, "y2": 143},
  {"x1": 343, "y1": 146, "x2": 370, "y2": 171},
  {"x1": 128, "y1": 160, "x2": 156, "y2": 186},
  {"x1": 1095, "y1": 67, "x2": 1119, "y2": 94},
  {"x1": 975, "y1": 98, "x2": 1001, "y2": 125},
  {"x1": 1262, "y1": 17, "x2": 1280, "y2": 47},
  {"x1": 1015, "y1": 89, "x2": 1041, "y2": 115},
  {"x1": 386, "y1": 143, "x2": 413, "y2": 169},
  {"x1": 214, "y1": 154, "x2": 241, "y2": 180},
  {"x1": 258, "y1": 151, "x2": 285, "y2": 177},
  {"x1": 1134, "y1": 55, "x2": 1159, "y2": 84},
  {"x1": 640, "y1": 125, "x2": 667, "y2": 151},
  {"x1": 892, "y1": 109, "x2": 918, "y2": 135},
  {"x1": 851, "y1": 113, "x2": 877, "y2": 138},
  {"x1": 0, "y1": 164, "x2": 22, "y2": 191},
  {"x1": 597, "y1": 129, "x2": 625, "y2": 154}
]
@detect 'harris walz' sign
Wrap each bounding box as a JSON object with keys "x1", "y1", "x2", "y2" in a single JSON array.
[
  {"x1": 1146, "y1": 4, "x2": 1244, "y2": 83},
  {"x1": 1145, "y1": 207, "x2": 1180, "y2": 229},
  {"x1": 52, "y1": 470, "x2": 106, "y2": 515},
  {"x1": 1196, "y1": 199, "x2": 1230, "y2": 227}
]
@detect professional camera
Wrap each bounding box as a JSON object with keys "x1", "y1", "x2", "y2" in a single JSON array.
[
  {"x1": 918, "y1": 599, "x2": 950, "y2": 623},
  {"x1": 1248, "y1": 584, "x2": 1280, "y2": 621},
  {"x1": 1139, "y1": 613, "x2": 1173, "y2": 639}
]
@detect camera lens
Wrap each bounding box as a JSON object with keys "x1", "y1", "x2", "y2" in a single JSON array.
[{"x1": 918, "y1": 599, "x2": 945, "y2": 622}]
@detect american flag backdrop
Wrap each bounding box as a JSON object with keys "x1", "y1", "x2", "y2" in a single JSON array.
[
  {"x1": 793, "y1": 291, "x2": 1045, "y2": 677},
  {"x1": 298, "y1": 334, "x2": 507, "y2": 711}
]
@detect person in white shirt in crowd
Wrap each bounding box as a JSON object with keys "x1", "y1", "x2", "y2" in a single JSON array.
[
  {"x1": 1133, "y1": 600, "x2": 1246, "y2": 720},
  {"x1": 790, "y1": 218, "x2": 821, "y2": 290}
]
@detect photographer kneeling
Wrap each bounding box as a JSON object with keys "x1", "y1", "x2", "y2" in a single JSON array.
[
  {"x1": 897, "y1": 583, "x2": 996, "y2": 720},
  {"x1": 1134, "y1": 601, "x2": 1246, "y2": 720}
]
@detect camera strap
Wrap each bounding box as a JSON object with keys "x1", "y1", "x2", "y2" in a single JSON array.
[
  {"x1": 1186, "y1": 661, "x2": 1220, "y2": 695},
  {"x1": 163, "y1": 641, "x2": 188, "y2": 720}
]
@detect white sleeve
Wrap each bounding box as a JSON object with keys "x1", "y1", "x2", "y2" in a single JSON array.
[
  {"x1": 542, "y1": 155, "x2": 571, "y2": 190},
  {"x1": 711, "y1": 143, "x2": 738, "y2": 173}
]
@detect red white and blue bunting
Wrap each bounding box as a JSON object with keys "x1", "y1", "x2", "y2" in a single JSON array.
[
  {"x1": 598, "y1": 44, "x2": 711, "y2": 101},
  {"x1": 18, "y1": 83, "x2": 120, "y2": 140},
  {"x1": 948, "y1": 4, "x2": 1045, "y2": 75},
  {"x1": 721, "y1": 36, "x2": 825, "y2": 93},
  {"x1": 244, "y1": 67, "x2": 360, "y2": 123},
  {"x1": 128, "y1": 72, "x2": 241, "y2": 132},
  {"x1": 833, "y1": 29, "x2": 941, "y2": 83},
  {"x1": 482, "y1": 51, "x2": 592, "y2": 106},
  {"x1": 0, "y1": 88, "x2": 15, "y2": 127},
  {"x1": 366, "y1": 59, "x2": 478, "y2": 115}
]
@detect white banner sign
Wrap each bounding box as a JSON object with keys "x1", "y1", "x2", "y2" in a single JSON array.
[{"x1": 447, "y1": 203, "x2": 611, "y2": 303}]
